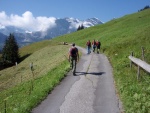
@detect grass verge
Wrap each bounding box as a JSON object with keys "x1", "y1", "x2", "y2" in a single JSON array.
[{"x1": 0, "y1": 60, "x2": 70, "y2": 113}]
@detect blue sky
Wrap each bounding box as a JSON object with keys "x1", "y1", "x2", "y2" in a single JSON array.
[
  {"x1": 0, "y1": 0, "x2": 149, "y2": 22},
  {"x1": 0, "y1": 0, "x2": 149, "y2": 32}
]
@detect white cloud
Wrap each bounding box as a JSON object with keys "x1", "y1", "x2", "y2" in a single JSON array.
[
  {"x1": 0, "y1": 11, "x2": 56, "y2": 31},
  {"x1": 69, "y1": 22, "x2": 81, "y2": 29},
  {"x1": 66, "y1": 18, "x2": 82, "y2": 29},
  {"x1": 0, "y1": 24, "x2": 5, "y2": 29}
]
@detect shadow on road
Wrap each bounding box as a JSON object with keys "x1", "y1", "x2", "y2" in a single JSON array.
[{"x1": 75, "y1": 72, "x2": 105, "y2": 76}]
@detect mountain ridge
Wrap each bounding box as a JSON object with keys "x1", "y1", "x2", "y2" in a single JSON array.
[{"x1": 0, "y1": 17, "x2": 103, "y2": 49}]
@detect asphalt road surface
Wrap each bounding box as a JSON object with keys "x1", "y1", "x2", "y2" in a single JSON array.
[{"x1": 32, "y1": 46, "x2": 123, "y2": 113}]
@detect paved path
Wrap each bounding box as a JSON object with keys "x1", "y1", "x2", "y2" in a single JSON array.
[{"x1": 32, "y1": 46, "x2": 122, "y2": 113}]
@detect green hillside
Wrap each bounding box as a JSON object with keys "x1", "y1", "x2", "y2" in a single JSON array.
[
  {"x1": 0, "y1": 41, "x2": 71, "y2": 112},
  {"x1": 0, "y1": 9, "x2": 150, "y2": 113}
]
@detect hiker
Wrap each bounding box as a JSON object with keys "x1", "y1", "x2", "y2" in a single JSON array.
[
  {"x1": 96, "y1": 40, "x2": 101, "y2": 54},
  {"x1": 68, "y1": 43, "x2": 79, "y2": 75},
  {"x1": 86, "y1": 40, "x2": 91, "y2": 54},
  {"x1": 92, "y1": 39, "x2": 96, "y2": 52}
]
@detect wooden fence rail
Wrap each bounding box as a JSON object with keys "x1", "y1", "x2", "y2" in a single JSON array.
[
  {"x1": 129, "y1": 55, "x2": 150, "y2": 80},
  {"x1": 129, "y1": 56, "x2": 150, "y2": 73}
]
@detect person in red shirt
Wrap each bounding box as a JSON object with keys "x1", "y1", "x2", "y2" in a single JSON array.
[{"x1": 86, "y1": 40, "x2": 91, "y2": 54}]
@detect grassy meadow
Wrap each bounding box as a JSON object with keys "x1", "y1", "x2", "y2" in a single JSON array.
[{"x1": 0, "y1": 9, "x2": 150, "y2": 113}]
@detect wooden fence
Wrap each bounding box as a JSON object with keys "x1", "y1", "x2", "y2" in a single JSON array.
[{"x1": 129, "y1": 47, "x2": 150, "y2": 80}]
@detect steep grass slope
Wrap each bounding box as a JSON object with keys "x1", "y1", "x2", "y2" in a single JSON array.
[
  {"x1": 0, "y1": 41, "x2": 70, "y2": 113},
  {"x1": 53, "y1": 9, "x2": 150, "y2": 113}
]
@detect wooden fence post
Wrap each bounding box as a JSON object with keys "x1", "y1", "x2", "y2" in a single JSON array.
[
  {"x1": 130, "y1": 51, "x2": 134, "y2": 68},
  {"x1": 4, "y1": 100, "x2": 6, "y2": 113},
  {"x1": 30, "y1": 62, "x2": 34, "y2": 91},
  {"x1": 137, "y1": 65, "x2": 140, "y2": 80},
  {"x1": 15, "y1": 62, "x2": 18, "y2": 66},
  {"x1": 141, "y1": 46, "x2": 145, "y2": 61},
  {"x1": 21, "y1": 74, "x2": 22, "y2": 83},
  {"x1": 30, "y1": 62, "x2": 33, "y2": 71}
]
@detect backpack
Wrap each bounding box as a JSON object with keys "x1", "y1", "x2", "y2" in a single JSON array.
[{"x1": 70, "y1": 47, "x2": 78, "y2": 57}]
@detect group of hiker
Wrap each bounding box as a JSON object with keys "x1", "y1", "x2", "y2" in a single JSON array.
[
  {"x1": 86, "y1": 39, "x2": 101, "y2": 54},
  {"x1": 68, "y1": 39, "x2": 101, "y2": 75}
]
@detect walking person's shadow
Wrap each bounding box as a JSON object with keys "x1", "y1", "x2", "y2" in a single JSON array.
[{"x1": 75, "y1": 72, "x2": 105, "y2": 76}]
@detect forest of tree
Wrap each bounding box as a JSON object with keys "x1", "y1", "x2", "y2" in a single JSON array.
[
  {"x1": 77, "y1": 24, "x2": 84, "y2": 31},
  {"x1": 138, "y1": 5, "x2": 150, "y2": 12}
]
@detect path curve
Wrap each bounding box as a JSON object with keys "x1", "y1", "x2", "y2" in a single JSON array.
[{"x1": 32, "y1": 46, "x2": 122, "y2": 113}]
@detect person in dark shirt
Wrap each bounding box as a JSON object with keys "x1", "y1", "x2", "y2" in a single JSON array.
[
  {"x1": 92, "y1": 39, "x2": 96, "y2": 52},
  {"x1": 96, "y1": 40, "x2": 101, "y2": 54},
  {"x1": 68, "y1": 43, "x2": 79, "y2": 75}
]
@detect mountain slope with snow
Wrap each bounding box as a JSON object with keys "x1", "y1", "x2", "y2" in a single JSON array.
[{"x1": 0, "y1": 17, "x2": 103, "y2": 48}]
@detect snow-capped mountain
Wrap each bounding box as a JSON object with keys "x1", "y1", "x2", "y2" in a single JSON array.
[
  {"x1": 83, "y1": 18, "x2": 103, "y2": 27},
  {"x1": 0, "y1": 26, "x2": 27, "y2": 35},
  {"x1": 0, "y1": 17, "x2": 103, "y2": 48}
]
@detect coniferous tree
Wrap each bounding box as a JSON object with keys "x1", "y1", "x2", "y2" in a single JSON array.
[
  {"x1": 139, "y1": 5, "x2": 150, "y2": 12},
  {"x1": 2, "y1": 33, "x2": 19, "y2": 65},
  {"x1": 77, "y1": 25, "x2": 81, "y2": 31},
  {"x1": 80, "y1": 24, "x2": 84, "y2": 30},
  {"x1": 143, "y1": 5, "x2": 150, "y2": 10},
  {"x1": 77, "y1": 24, "x2": 84, "y2": 31}
]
